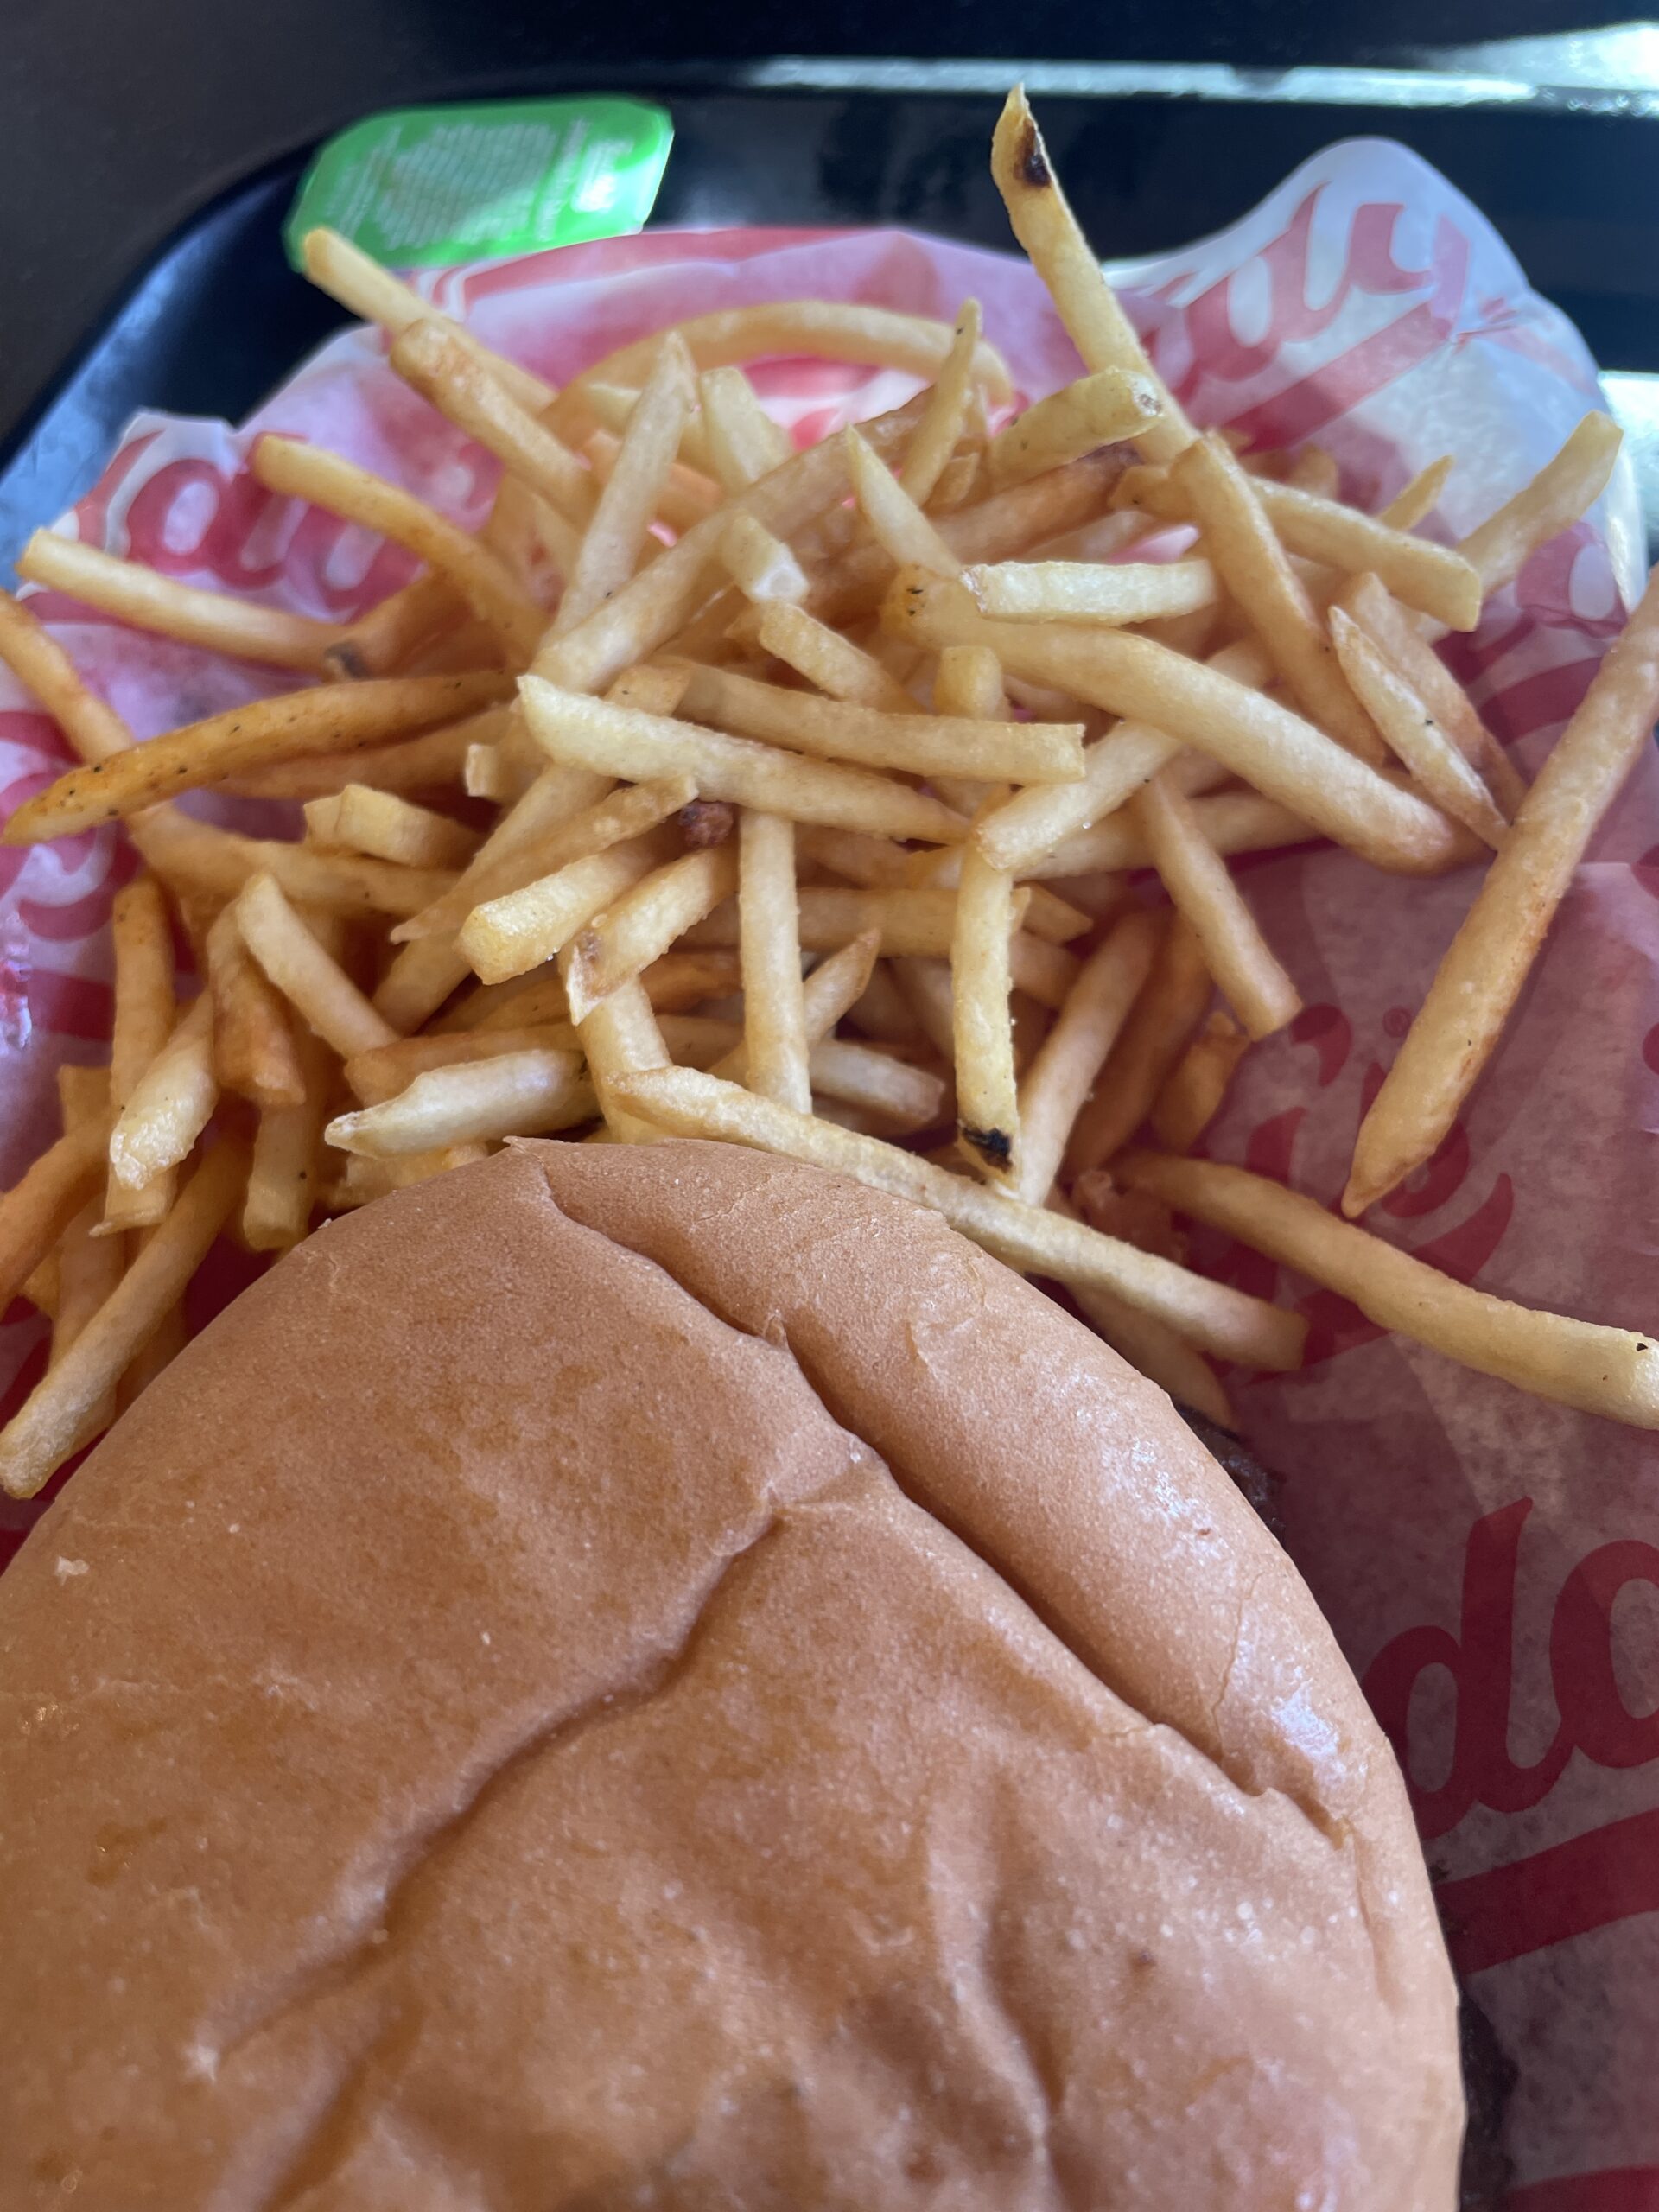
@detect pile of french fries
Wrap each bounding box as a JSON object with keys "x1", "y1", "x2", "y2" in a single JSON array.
[{"x1": 3, "y1": 85, "x2": 1657, "y2": 1505}]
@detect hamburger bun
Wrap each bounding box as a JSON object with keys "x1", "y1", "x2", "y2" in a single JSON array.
[{"x1": 0, "y1": 1139, "x2": 1461, "y2": 2208}]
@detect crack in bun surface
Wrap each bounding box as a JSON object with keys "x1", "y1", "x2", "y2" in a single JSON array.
[{"x1": 0, "y1": 1140, "x2": 1461, "y2": 2209}]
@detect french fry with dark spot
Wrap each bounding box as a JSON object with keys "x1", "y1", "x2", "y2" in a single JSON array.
[
  {"x1": 951, "y1": 849, "x2": 1021, "y2": 1183},
  {"x1": 562, "y1": 847, "x2": 740, "y2": 1023}
]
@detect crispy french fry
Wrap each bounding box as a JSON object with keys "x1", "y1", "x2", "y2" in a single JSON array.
[
  {"x1": 1346, "y1": 566, "x2": 1659, "y2": 1216},
  {"x1": 3, "y1": 670, "x2": 509, "y2": 842},
  {"x1": 696, "y1": 366, "x2": 793, "y2": 493},
  {"x1": 1014, "y1": 909, "x2": 1161, "y2": 1202},
  {"x1": 1122, "y1": 1149, "x2": 1659, "y2": 1427},
  {"x1": 556, "y1": 334, "x2": 696, "y2": 635},
  {"x1": 226, "y1": 709, "x2": 496, "y2": 801},
  {"x1": 951, "y1": 849, "x2": 1020, "y2": 1181},
  {"x1": 236, "y1": 874, "x2": 399, "y2": 1058},
  {"x1": 461, "y1": 833, "x2": 671, "y2": 987},
  {"x1": 388, "y1": 318, "x2": 596, "y2": 524},
  {"x1": 1046, "y1": 1185, "x2": 1232, "y2": 1424},
  {"x1": 587, "y1": 381, "x2": 719, "y2": 479},
  {"x1": 674, "y1": 661, "x2": 1085, "y2": 785},
  {"x1": 1456, "y1": 411, "x2": 1623, "y2": 600},
  {"x1": 990, "y1": 88, "x2": 1192, "y2": 463},
  {"x1": 1329, "y1": 608, "x2": 1509, "y2": 849},
  {"x1": 299, "y1": 227, "x2": 554, "y2": 413},
  {"x1": 889, "y1": 571, "x2": 1471, "y2": 874},
  {"x1": 986, "y1": 367, "x2": 1162, "y2": 488},
  {"x1": 899, "y1": 299, "x2": 983, "y2": 507},
  {"x1": 1336, "y1": 571, "x2": 1526, "y2": 817},
  {"x1": 734, "y1": 812, "x2": 812, "y2": 1111},
  {"x1": 99, "y1": 876, "x2": 176, "y2": 1232},
  {"x1": 690, "y1": 883, "x2": 1029, "y2": 961},
  {"x1": 17, "y1": 532, "x2": 348, "y2": 672},
  {"x1": 1167, "y1": 435, "x2": 1385, "y2": 763},
  {"x1": 1130, "y1": 768, "x2": 1301, "y2": 1039},
  {"x1": 1150, "y1": 1010, "x2": 1250, "y2": 1152},
  {"x1": 0, "y1": 1143, "x2": 250, "y2": 1498},
  {"x1": 324, "y1": 570, "x2": 467, "y2": 682},
  {"x1": 0, "y1": 1116, "x2": 111, "y2": 1316},
  {"x1": 1249, "y1": 479, "x2": 1480, "y2": 630},
  {"x1": 303, "y1": 783, "x2": 481, "y2": 870},
  {"x1": 522, "y1": 676, "x2": 969, "y2": 846},
  {"x1": 613, "y1": 1065, "x2": 1301, "y2": 1370},
  {"x1": 243, "y1": 1017, "x2": 332, "y2": 1252},
  {"x1": 1064, "y1": 915, "x2": 1211, "y2": 1175},
  {"x1": 0, "y1": 587, "x2": 133, "y2": 763},
  {"x1": 846, "y1": 425, "x2": 962, "y2": 576},
  {"x1": 579, "y1": 977, "x2": 673, "y2": 1143},
  {"x1": 1379, "y1": 454, "x2": 1452, "y2": 531},
  {"x1": 252, "y1": 438, "x2": 544, "y2": 661},
  {"x1": 327, "y1": 1048, "x2": 594, "y2": 1155},
  {"x1": 346, "y1": 1024, "x2": 575, "y2": 1103},
  {"x1": 967, "y1": 557, "x2": 1215, "y2": 626},
  {"x1": 549, "y1": 303, "x2": 1012, "y2": 445},
  {"x1": 1039, "y1": 789, "x2": 1319, "y2": 878},
  {"x1": 718, "y1": 511, "x2": 809, "y2": 605},
  {"x1": 108, "y1": 996, "x2": 217, "y2": 1192},
  {"x1": 136, "y1": 812, "x2": 459, "y2": 920},
  {"x1": 562, "y1": 846, "x2": 740, "y2": 1022},
  {"x1": 204, "y1": 906, "x2": 307, "y2": 1110},
  {"x1": 731, "y1": 599, "x2": 915, "y2": 711}
]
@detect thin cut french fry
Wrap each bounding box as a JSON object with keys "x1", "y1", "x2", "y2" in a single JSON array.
[
  {"x1": 580, "y1": 977, "x2": 672, "y2": 1144},
  {"x1": 522, "y1": 676, "x2": 969, "y2": 847},
  {"x1": 115, "y1": 1295, "x2": 188, "y2": 1414},
  {"x1": 324, "y1": 570, "x2": 467, "y2": 682},
  {"x1": 736, "y1": 812, "x2": 811, "y2": 1112},
  {"x1": 1345, "y1": 565, "x2": 1659, "y2": 1216},
  {"x1": 3, "y1": 670, "x2": 509, "y2": 842},
  {"x1": 707, "y1": 928, "x2": 881, "y2": 1089},
  {"x1": 136, "y1": 812, "x2": 459, "y2": 920},
  {"x1": 613, "y1": 1065, "x2": 1302, "y2": 1370},
  {"x1": 1282, "y1": 446, "x2": 1339, "y2": 498},
  {"x1": 1335, "y1": 571, "x2": 1526, "y2": 817},
  {"x1": 990, "y1": 87, "x2": 1192, "y2": 464},
  {"x1": 951, "y1": 849, "x2": 1021, "y2": 1182},
  {"x1": 1329, "y1": 608, "x2": 1509, "y2": 849},
  {"x1": 846, "y1": 426, "x2": 963, "y2": 576},
  {"x1": 985, "y1": 366, "x2": 1162, "y2": 488},
  {"x1": 698, "y1": 366, "x2": 794, "y2": 493},
  {"x1": 0, "y1": 1116, "x2": 110, "y2": 1316},
  {"x1": 1130, "y1": 768, "x2": 1302, "y2": 1039},
  {"x1": 1150, "y1": 1010, "x2": 1250, "y2": 1152},
  {"x1": 718, "y1": 510, "x2": 809, "y2": 605},
  {"x1": 252, "y1": 437, "x2": 544, "y2": 661},
  {"x1": 17, "y1": 532, "x2": 348, "y2": 672},
  {"x1": 0, "y1": 588, "x2": 133, "y2": 762},
  {"x1": 1456, "y1": 411, "x2": 1623, "y2": 600},
  {"x1": 100, "y1": 876, "x2": 176, "y2": 1232},
  {"x1": 461, "y1": 834, "x2": 671, "y2": 987},
  {"x1": 1379, "y1": 454, "x2": 1453, "y2": 531},
  {"x1": 889, "y1": 571, "x2": 1471, "y2": 874},
  {"x1": 587, "y1": 381, "x2": 719, "y2": 479},
  {"x1": 899, "y1": 299, "x2": 983, "y2": 507},
  {"x1": 52, "y1": 1191, "x2": 124, "y2": 1438},
  {"x1": 226, "y1": 709, "x2": 496, "y2": 802},
  {"x1": 1122, "y1": 1149, "x2": 1659, "y2": 1428},
  {"x1": 0, "y1": 1142, "x2": 250, "y2": 1498},
  {"x1": 1167, "y1": 435, "x2": 1386, "y2": 763},
  {"x1": 556, "y1": 334, "x2": 696, "y2": 635},
  {"x1": 893, "y1": 956, "x2": 957, "y2": 1059},
  {"x1": 204, "y1": 906, "x2": 307, "y2": 1110},
  {"x1": 346, "y1": 1025, "x2": 577, "y2": 1103},
  {"x1": 236, "y1": 874, "x2": 399, "y2": 1058},
  {"x1": 1064, "y1": 915, "x2": 1211, "y2": 1175},
  {"x1": 967, "y1": 557, "x2": 1216, "y2": 626},
  {"x1": 689, "y1": 883, "x2": 1029, "y2": 961},
  {"x1": 730, "y1": 600, "x2": 915, "y2": 711},
  {"x1": 1008, "y1": 932, "x2": 1080, "y2": 1011},
  {"x1": 327, "y1": 1048, "x2": 594, "y2": 1155},
  {"x1": 1039, "y1": 788, "x2": 1319, "y2": 878},
  {"x1": 243, "y1": 1017, "x2": 333, "y2": 1252},
  {"x1": 562, "y1": 846, "x2": 740, "y2": 1022},
  {"x1": 304, "y1": 783, "x2": 481, "y2": 871},
  {"x1": 1046, "y1": 1185, "x2": 1232, "y2": 1424},
  {"x1": 388, "y1": 318, "x2": 596, "y2": 524},
  {"x1": 108, "y1": 996, "x2": 217, "y2": 1192},
  {"x1": 299, "y1": 227, "x2": 554, "y2": 413},
  {"x1": 1015, "y1": 909, "x2": 1161, "y2": 1202},
  {"x1": 673, "y1": 661, "x2": 1085, "y2": 785}
]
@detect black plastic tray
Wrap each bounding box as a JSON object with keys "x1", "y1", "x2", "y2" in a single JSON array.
[{"x1": 7, "y1": 59, "x2": 1659, "y2": 569}]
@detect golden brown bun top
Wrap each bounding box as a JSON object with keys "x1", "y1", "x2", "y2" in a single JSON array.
[{"x1": 0, "y1": 1140, "x2": 1460, "y2": 2209}]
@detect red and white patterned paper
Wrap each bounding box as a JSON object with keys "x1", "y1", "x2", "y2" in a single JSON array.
[{"x1": 3, "y1": 137, "x2": 1656, "y2": 2205}]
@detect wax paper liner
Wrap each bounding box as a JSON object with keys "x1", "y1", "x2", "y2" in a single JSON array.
[{"x1": 3, "y1": 137, "x2": 1656, "y2": 2203}]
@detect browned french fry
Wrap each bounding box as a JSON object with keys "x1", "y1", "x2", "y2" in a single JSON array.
[
  {"x1": 16, "y1": 532, "x2": 349, "y2": 672},
  {"x1": 3, "y1": 670, "x2": 509, "y2": 842},
  {"x1": 1150, "y1": 1010, "x2": 1250, "y2": 1152},
  {"x1": 1130, "y1": 768, "x2": 1301, "y2": 1040},
  {"x1": 0, "y1": 1143, "x2": 250, "y2": 1498},
  {"x1": 224, "y1": 709, "x2": 497, "y2": 801},
  {"x1": 613, "y1": 1065, "x2": 1301, "y2": 1370},
  {"x1": 1064, "y1": 915, "x2": 1211, "y2": 1175},
  {"x1": 1345, "y1": 565, "x2": 1659, "y2": 1216},
  {"x1": 323, "y1": 570, "x2": 467, "y2": 682},
  {"x1": 562, "y1": 846, "x2": 740, "y2": 1022},
  {"x1": 204, "y1": 906, "x2": 307, "y2": 1110},
  {"x1": 0, "y1": 1116, "x2": 111, "y2": 1318},
  {"x1": 1122, "y1": 1148, "x2": 1659, "y2": 1428},
  {"x1": 1015, "y1": 909, "x2": 1161, "y2": 1202},
  {"x1": 1455, "y1": 411, "x2": 1623, "y2": 600}
]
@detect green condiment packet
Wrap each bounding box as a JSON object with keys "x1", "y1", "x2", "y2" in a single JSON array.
[{"x1": 285, "y1": 97, "x2": 673, "y2": 270}]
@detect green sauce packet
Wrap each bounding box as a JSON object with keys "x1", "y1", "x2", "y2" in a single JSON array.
[{"x1": 284, "y1": 98, "x2": 673, "y2": 270}]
